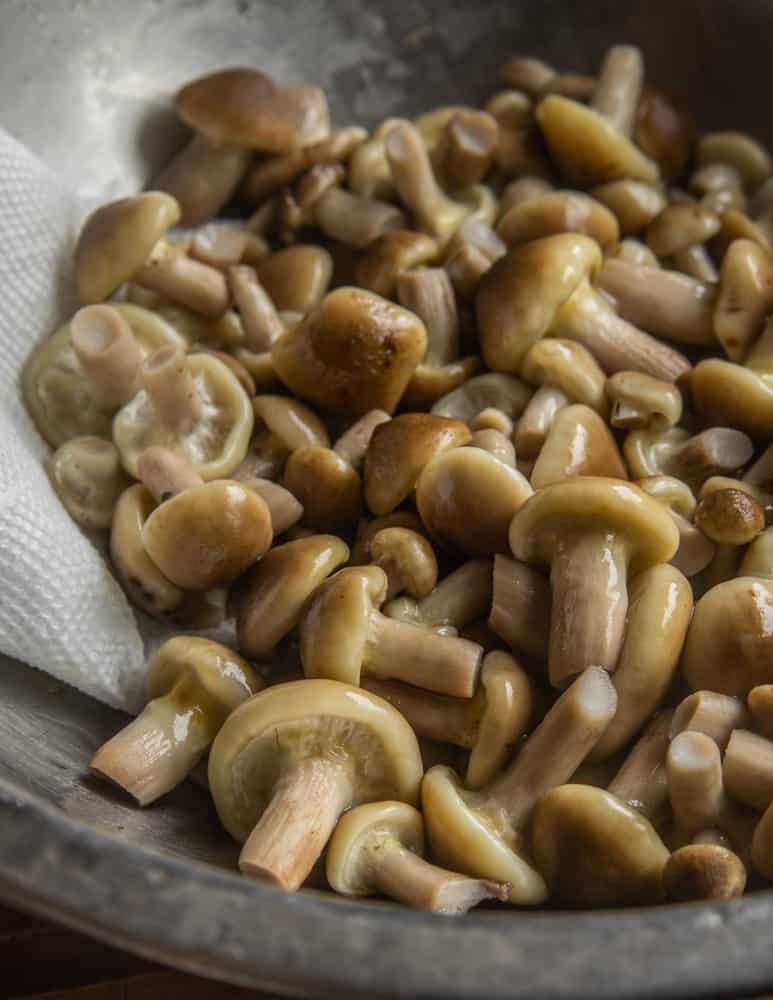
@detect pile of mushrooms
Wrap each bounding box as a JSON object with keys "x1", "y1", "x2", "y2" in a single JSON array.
[{"x1": 24, "y1": 49, "x2": 773, "y2": 914}]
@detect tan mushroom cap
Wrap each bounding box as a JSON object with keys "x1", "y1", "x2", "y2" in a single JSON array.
[
  {"x1": 497, "y1": 190, "x2": 620, "y2": 249},
  {"x1": 417, "y1": 447, "x2": 533, "y2": 556},
  {"x1": 695, "y1": 487, "x2": 765, "y2": 545},
  {"x1": 252, "y1": 394, "x2": 329, "y2": 451},
  {"x1": 237, "y1": 534, "x2": 349, "y2": 658},
  {"x1": 591, "y1": 179, "x2": 666, "y2": 234},
  {"x1": 143, "y1": 481, "x2": 273, "y2": 590},
  {"x1": 696, "y1": 131, "x2": 773, "y2": 190},
  {"x1": 47, "y1": 437, "x2": 130, "y2": 531},
  {"x1": 283, "y1": 446, "x2": 363, "y2": 532},
  {"x1": 256, "y1": 245, "x2": 333, "y2": 313},
  {"x1": 605, "y1": 371, "x2": 683, "y2": 430},
  {"x1": 531, "y1": 785, "x2": 669, "y2": 906},
  {"x1": 521, "y1": 339, "x2": 608, "y2": 415},
  {"x1": 75, "y1": 192, "x2": 181, "y2": 304},
  {"x1": 370, "y1": 527, "x2": 438, "y2": 600},
  {"x1": 272, "y1": 287, "x2": 427, "y2": 417},
  {"x1": 530, "y1": 404, "x2": 627, "y2": 489},
  {"x1": 691, "y1": 358, "x2": 773, "y2": 441},
  {"x1": 645, "y1": 203, "x2": 721, "y2": 258},
  {"x1": 714, "y1": 239, "x2": 773, "y2": 363},
  {"x1": 476, "y1": 233, "x2": 601, "y2": 373},
  {"x1": 431, "y1": 372, "x2": 532, "y2": 424},
  {"x1": 364, "y1": 413, "x2": 471, "y2": 516},
  {"x1": 208, "y1": 679, "x2": 423, "y2": 843},
  {"x1": 536, "y1": 95, "x2": 659, "y2": 186},
  {"x1": 355, "y1": 230, "x2": 439, "y2": 298}
]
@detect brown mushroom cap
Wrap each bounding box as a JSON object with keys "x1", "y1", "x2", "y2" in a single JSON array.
[
  {"x1": 497, "y1": 190, "x2": 620, "y2": 249},
  {"x1": 271, "y1": 287, "x2": 427, "y2": 417},
  {"x1": 355, "y1": 230, "x2": 439, "y2": 298},
  {"x1": 369, "y1": 527, "x2": 438, "y2": 600},
  {"x1": 696, "y1": 131, "x2": 773, "y2": 190},
  {"x1": 256, "y1": 244, "x2": 333, "y2": 313},
  {"x1": 75, "y1": 192, "x2": 181, "y2": 304},
  {"x1": 591, "y1": 179, "x2": 666, "y2": 234},
  {"x1": 47, "y1": 436, "x2": 130, "y2": 531},
  {"x1": 635, "y1": 84, "x2": 696, "y2": 181},
  {"x1": 695, "y1": 487, "x2": 765, "y2": 545},
  {"x1": 663, "y1": 844, "x2": 747, "y2": 902},
  {"x1": 645, "y1": 203, "x2": 721, "y2": 258},
  {"x1": 364, "y1": 413, "x2": 471, "y2": 515},
  {"x1": 521, "y1": 338, "x2": 608, "y2": 415},
  {"x1": 283, "y1": 446, "x2": 363, "y2": 532},
  {"x1": 714, "y1": 239, "x2": 773, "y2": 363},
  {"x1": 530, "y1": 404, "x2": 627, "y2": 489},
  {"x1": 691, "y1": 358, "x2": 773, "y2": 442},
  {"x1": 143, "y1": 481, "x2": 273, "y2": 590}
]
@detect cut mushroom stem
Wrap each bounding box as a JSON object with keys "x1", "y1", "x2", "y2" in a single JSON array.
[
  {"x1": 440, "y1": 110, "x2": 500, "y2": 189},
  {"x1": 667, "y1": 731, "x2": 724, "y2": 840},
  {"x1": 592, "y1": 45, "x2": 644, "y2": 137},
  {"x1": 608, "y1": 710, "x2": 674, "y2": 821},
  {"x1": 70, "y1": 305, "x2": 142, "y2": 409},
  {"x1": 396, "y1": 268, "x2": 460, "y2": 365},
  {"x1": 723, "y1": 729, "x2": 773, "y2": 813},
  {"x1": 671, "y1": 691, "x2": 750, "y2": 750},
  {"x1": 141, "y1": 346, "x2": 203, "y2": 432},
  {"x1": 333, "y1": 410, "x2": 391, "y2": 470},
  {"x1": 135, "y1": 240, "x2": 230, "y2": 318},
  {"x1": 228, "y1": 265, "x2": 283, "y2": 351},
  {"x1": 136, "y1": 446, "x2": 204, "y2": 503},
  {"x1": 315, "y1": 187, "x2": 405, "y2": 248}
]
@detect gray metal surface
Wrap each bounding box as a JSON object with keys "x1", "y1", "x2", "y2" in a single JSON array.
[{"x1": 1, "y1": 0, "x2": 773, "y2": 996}]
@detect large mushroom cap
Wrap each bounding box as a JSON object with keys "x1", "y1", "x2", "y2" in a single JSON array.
[
  {"x1": 421, "y1": 765, "x2": 548, "y2": 904},
  {"x1": 271, "y1": 287, "x2": 427, "y2": 417},
  {"x1": 509, "y1": 477, "x2": 679, "y2": 575},
  {"x1": 283, "y1": 446, "x2": 363, "y2": 532},
  {"x1": 476, "y1": 234, "x2": 601, "y2": 373},
  {"x1": 497, "y1": 190, "x2": 620, "y2": 249},
  {"x1": 536, "y1": 95, "x2": 659, "y2": 186},
  {"x1": 691, "y1": 359, "x2": 773, "y2": 442},
  {"x1": 208, "y1": 679, "x2": 423, "y2": 842},
  {"x1": 530, "y1": 404, "x2": 627, "y2": 489},
  {"x1": 327, "y1": 801, "x2": 423, "y2": 896},
  {"x1": 75, "y1": 192, "x2": 180, "y2": 305}
]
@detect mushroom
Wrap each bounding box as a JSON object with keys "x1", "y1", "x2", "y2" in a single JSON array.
[
  {"x1": 363, "y1": 413, "x2": 471, "y2": 515},
  {"x1": 208, "y1": 679, "x2": 423, "y2": 889},
  {"x1": 645, "y1": 202, "x2": 722, "y2": 260},
  {"x1": 241, "y1": 478, "x2": 303, "y2": 536},
  {"x1": 90, "y1": 637, "x2": 262, "y2": 806},
  {"x1": 497, "y1": 175, "x2": 554, "y2": 218},
  {"x1": 694, "y1": 487, "x2": 765, "y2": 546},
  {"x1": 113, "y1": 347, "x2": 254, "y2": 480},
  {"x1": 752, "y1": 796, "x2": 773, "y2": 879},
  {"x1": 431, "y1": 372, "x2": 532, "y2": 427},
  {"x1": 443, "y1": 217, "x2": 508, "y2": 301},
  {"x1": 356, "y1": 230, "x2": 439, "y2": 298},
  {"x1": 422, "y1": 666, "x2": 617, "y2": 904},
  {"x1": 488, "y1": 554, "x2": 550, "y2": 660},
  {"x1": 282, "y1": 440, "x2": 363, "y2": 533},
  {"x1": 596, "y1": 258, "x2": 717, "y2": 347},
  {"x1": 135, "y1": 447, "x2": 205, "y2": 504},
  {"x1": 239, "y1": 393, "x2": 329, "y2": 482},
  {"x1": 69, "y1": 305, "x2": 143, "y2": 409},
  {"x1": 299, "y1": 566, "x2": 483, "y2": 698},
  {"x1": 189, "y1": 224, "x2": 248, "y2": 271},
  {"x1": 662, "y1": 843, "x2": 747, "y2": 902},
  {"x1": 236, "y1": 534, "x2": 350, "y2": 658},
  {"x1": 636, "y1": 475, "x2": 715, "y2": 578},
  {"x1": 476, "y1": 235, "x2": 691, "y2": 381},
  {"x1": 671, "y1": 691, "x2": 750, "y2": 751},
  {"x1": 22, "y1": 302, "x2": 185, "y2": 447},
  {"x1": 327, "y1": 801, "x2": 507, "y2": 914},
  {"x1": 611, "y1": 237, "x2": 661, "y2": 268},
  {"x1": 469, "y1": 428, "x2": 516, "y2": 467},
  {"x1": 634, "y1": 84, "x2": 696, "y2": 181},
  {"x1": 541, "y1": 74, "x2": 597, "y2": 102},
  {"x1": 605, "y1": 371, "x2": 683, "y2": 431},
  {"x1": 349, "y1": 512, "x2": 426, "y2": 566},
  {"x1": 47, "y1": 437, "x2": 130, "y2": 531},
  {"x1": 591, "y1": 45, "x2": 645, "y2": 137},
  {"x1": 434, "y1": 109, "x2": 499, "y2": 189},
  {"x1": 497, "y1": 191, "x2": 619, "y2": 250},
  {"x1": 364, "y1": 650, "x2": 534, "y2": 789},
  {"x1": 749, "y1": 685, "x2": 773, "y2": 740},
  {"x1": 723, "y1": 729, "x2": 773, "y2": 813},
  {"x1": 509, "y1": 478, "x2": 679, "y2": 688},
  {"x1": 713, "y1": 239, "x2": 773, "y2": 362},
  {"x1": 271, "y1": 287, "x2": 427, "y2": 417},
  {"x1": 591, "y1": 179, "x2": 666, "y2": 234},
  {"x1": 690, "y1": 163, "x2": 746, "y2": 215},
  {"x1": 521, "y1": 338, "x2": 608, "y2": 417},
  {"x1": 347, "y1": 117, "x2": 408, "y2": 200},
  {"x1": 696, "y1": 131, "x2": 773, "y2": 191},
  {"x1": 314, "y1": 186, "x2": 406, "y2": 248},
  {"x1": 744, "y1": 443, "x2": 773, "y2": 521},
  {"x1": 368, "y1": 528, "x2": 438, "y2": 601},
  {"x1": 531, "y1": 784, "x2": 670, "y2": 906},
  {"x1": 417, "y1": 446, "x2": 533, "y2": 556},
  {"x1": 256, "y1": 244, "x2": 333, "y2": 314},
  {"x1": 385, "y1": 558, "x2": 494, "y2": 636},
  {"x1": 228, "y1": 265, "x2": 283, "y2": 361},
  {"x1": 513, "y1": 386, "x2": 568, "y2": 461},
  {"x1": 155, "y1": 133, "x2": 251, "y2": 227},
  {"x1": 499, "y1": 56, "x2": 557, "y2": 97},
  {"x1": 623, "y1": 426, "x2": 754, "y2": 492},
  {"x1": 607, "y1": 710, "x2": 674, "y2": 825},
  {"x1": 529, "y1": 404, "x2": 627, "y2": 489}
]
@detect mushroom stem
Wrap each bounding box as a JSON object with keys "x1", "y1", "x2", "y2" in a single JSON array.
[
  {"x1": 367, "y1": 836, "x2": 507, "y2": 914},
  {"x1": 470, "y1": 429, "x2": 516, "y2": 466},
  {"x1": 608, "y1": 710, "x2": 673, "y2": 821},
  {"x1": 415, "y1": 558, "x2": 494, "y2": 629},
  {"x1": 137, "y1": 446, "x2": 204, "y2": 503},
  {"x1": 155, "y1": 133, "x2": 250, "y2": 227},
  {"x1": 749, "y1": 685, "x2": 773, "y2": 740},
  {"x1": 141, "y1": 346, "x2": 204, "y2": 433},
  {"x1": 440, "y1": 110, "x2": 500, "y2": 190},
  {"x1": 396, "y1": 268, "x2": 460, "y2": 365},
  {"x1": 514, "y1": 385, "x2": 569, "y2": 458},
  {"x1": 315, "y1": 187, "x2": 405, "y2": 248},
  {"x1": 136, "y1": 241, "x2": 230, "y2": 319},
  {"x1": 592, "y1": 45, "x2": 644, "y2": 137},
  {"x1": 671, "y1": 691, "x2": 749, "y2": 750},
  {"x1": 333, "y1": 410, "x2": 391, "y2": 470},
  {"x1": 667, "y1": 731, "x2": 724, "y2": 839},
  {"x1": 238, "y1": 755, "x2": 353, "y2": 889},
  {"x1": 723, "y1": 729, "x2": 773, "y2": 812},
  {"x1": 672, "y1": 244, "x2": 719, "y2": 284},
  {"x1": 242, "y1": 477, "x2": 303, "y2": 535},
  {"x1": 228, "y1": 266, "x2": 283, "y2": 352},
  {"x1": 365, "y1": 613, "x2": 482, "y2": 698},
  {"x1": 362, "y1": 677, "x2": 480, "y2": 747},
  {"x1": 70, "y1": 305, "x2": 142, "y2": 408},
  {"x1": 89, "y1": 680, "x2": 218, "y2": 806},
  {"x1": 488, "y1": 554, "x2": 550, "y2": 659},
  {"x1": 548, "y1": 531, "x2": 629, "y2": 687}
]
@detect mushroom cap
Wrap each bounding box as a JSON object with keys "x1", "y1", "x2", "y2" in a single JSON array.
[
  {"x1": 113, "y1": 353, "x2": 254, "y2": 480},
  {"x1": 605, "y1": 370, "x2": 683, "y2": 430},
  {"x1": 476, "y1": 234, "x2": 601, "y2": 373},
  {"x1": 691, "y1": 358, "x2": 773, "y2": 441},
  {"x1": 47, "y1": 436, "x2": 129, "y2": 531},
  {"x1": 283, "y1": 447, "x2": 362, "y2": 532},
  {"x1": 682, "y1": 578, "x2": 773, "y2": 697},
  {"x1": 662, "y1": 844, "x2": 747, "y2": 902},
  {"x1": 146, "y1": 636, "x2": 262, "y2": 719},
  {"x1": 208, "y1": 679, "x2": 423, "y2": 842},
  {"x1": 355, "y1": 230, "x2": 439, "y2": 298},
  {"x1": 252, "y1": 394, "x2": 329, "y2": 450},
  {"x1": 591, "y1": 179, "x2": 666, "y2": 235},
  {"x1": 370, "y1": 527, "x2": 438, "y2": 599},
  {"x1": 536, "y1": 95, "x2": 659, "y2": 186},
  {"x1": 530, "y1": 784, "x2": 669, "y2": 907},
  {"x1": 75, "y1": 192, "x2": 181, "y2": 304},
  {"x1": 300, "y1": 566, "x2": 388, "y2": 685},
  {"x1": 256, "y1": 244, "x2": 333, "y2": 313},
  {"x1": 326, "y1": 801, "x2": 423, "y2": 897},
  {"x1": 236, "y1": 534, "x2": 350, "y2": 658},
  {"x1": 696, "y1": 131, "x2": 773, "y2": 190},
  {"x1": 364, "y1": 413, "x2": 471, "y2": 516},
  {"x1": 23, "y1": 303, "x2": 185, "y2": 448},
  {"x1": 645, "y1": 203, "x2": 721, "y2": 258},
  {"x1": 695, "y1": 487, "x2": 765, "y2": 545},
  {"x1": 143, "y1": 481, "x2": 273, "y2": 590},
  {"x1": 175, "y1": 68, "x2": 326, "y2": 151},
  {"x1": 530, "y1": 404, "x2": 627, "y2": 489},
  {"x1": 417, "y1": 447, "x2": 533, "y2": 556},
  {"x1": 521, "y1": 339, "x2": 608, "y2": 415},
  {"x1": 349, "y1": 511, "x2": 426, "y2": 565},
  {"x1": 509, "y1": 477, "x2": 679, "y2": 574},
  {"x1": 497, "y1": 191, "x2": 620, "y2": 250},
  {"x1": 421, "y1": 765, "x2": 548, "y2": 904},
  {"x1": 714, "y1": 239, "x2": 773, "y2": 363},
  {"x1": 431, "y1": 372, "x2": 532, "y2": 424},
  {"x1": 271, "y1": 287, "x2": 427, "y2": 417}
]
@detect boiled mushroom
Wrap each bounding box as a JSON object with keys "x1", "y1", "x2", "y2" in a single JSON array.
[
  {"x1": 355, "y1": 230, "x2": 439, "y2": 298},
  {"x1": 591, "y1": 179, "x2": 666, "y2": 234},
  {"x1": 488, "y1": 555, "x2": 550, "y2": 660},
  {"x1": 636, "y1": 476, "x2": 716, "y2": 578},
  {"x1": 497, "y1": 190, "x2": 619, "y2": 249},
  {"x1": 368, "y1": 528, "x2": 438, "y2": 601},
  {"x1": 256, "y1": 244, "x2": 333, "y2": 314},
  {"x1": 623, "y1": 425, "x2": 754, "y2": 492},
  {"x1": 671, "y1": 691, "x2": 750, "y2": 751},
  {"x1": 607, "y1": 710, "x2": 674, "y2": 826},
  {"x1": 662, "y1": 844, "x2": 747, "y2": 902},
  {"x1": 47, "y1": 437, "x2": 130, "y2": 531},
  {"x1": 239, "y1": 393, "x2": 329, "y2": 482},
  {"x1": 605, "y1": 371, "x2": 683, "y2": 431},
  {"x1": 385, "y1": 558, "x2": 494, "y2": 636},
  {"x1": 529, "y1": 404, "x2": 627, "y2": 489}
]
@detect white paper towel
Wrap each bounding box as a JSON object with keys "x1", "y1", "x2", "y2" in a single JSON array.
[{"x1": 0, "y1": 128, "x2": 147, "y2": 712}]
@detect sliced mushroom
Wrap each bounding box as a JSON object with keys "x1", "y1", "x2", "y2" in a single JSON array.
[{"x1": 47, "y1": 437, "x2": 130, "y2": 531}]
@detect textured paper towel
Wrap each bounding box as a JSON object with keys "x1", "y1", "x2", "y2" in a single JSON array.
[{"x1": 0, "y1": 128, "x2": 147, "y2": 712}]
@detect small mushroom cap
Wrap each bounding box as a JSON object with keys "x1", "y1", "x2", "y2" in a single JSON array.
[
  {"x1": 431, "y1": 372, "x2": 532, "y2": 424},
  {"x1": 696, "y1": 131, "x2": 773, "y2": 190},
  {"x1": 143, "y1": 481, "x2": 273, "y2": 590},
  {"x1": 75, "y1": 192, "x2": 181, "y2": 304},
  {"x1": 208, "y1": 679, "x2": 423, "y2": 842},
  {"x1": 283, "y1": 446, "x2": 362, "y2": 531},
  {"x1": 364, "y1": 413, "x2": 471, "y2": 515},
  {"x1": 237, "y1": 534, "x2": 350, "y2": 658},
  {"x1": 662, "y1": 844, "x2": 747, "y2": 901},
  {"x1": 521, "y1": 339, "x2": 608, "y2": 415},
  {"x1": 536, "y1": 95, "x2": 659, "y2": 186},
  {"x1": 327, "y1": 801, "x2": 423, "y2": 896},
  {"x1": 476, "y1": 234, "x2": 601, "y2": 373},
  {"x1": 47, "y1": 436, "x2": 129, "y2": 531},
  {"x1": 645, "y1": 203, "x2": 721, "y2": 258},
  {"x1": 695, "y1": 487, "x2": 765, "y2": 545},
  {"x1": 256, "y1": 245, "x2": 333, "y2": 313},
  {"x1": 370, "y1": 527, "x2": 438, "y2": 600},
  {"x1": 271, "y1": 287, "x2": 427, "y2": 417},
  {"x1": 691, "y1": 358, "x2": 773, "y2": 442},
  {"x1": 417, "y1": 447, "x2": 533, "y2": 555},
  {"x1": 497, "y1": 191, "x2": 619, "y2": 250},
  {"x1": 530, "y1": 404, "x2": 627, "y2": 489},
  {"x1": 714, "y1": 239, "x2": 773, "y2": 363},
  {"x1": 682, "y1": 578, "x2": 773, "y2": 697},
  {"x1": 509, "y1": 477, "x2": 679, "y2": 574},
  {"x1": 421, "y1": 765, "x2": 548, "y2": 904},
  {"x1": 531, "y1": 784, "x2": 669, "y2": 907},
  {"x1": 300, "y1": 566, "x2": 388, "y2": 686},
  {"x1": 605, "y1": 370, "x2": 683, "y2": 430},
  {"x1": 175, "y1": 68, "x2": 326, "y2": 151},
  {"x1": 147, "y1": 635, "x2": 262, "y2": 718},
  {"x1": 356, "y1": 230, "x2": 439, "y2": 298},
  {"x1": 349, "y1": 511, "x2": 426, "y2": 565}
]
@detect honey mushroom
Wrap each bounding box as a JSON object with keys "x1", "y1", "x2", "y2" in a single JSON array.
[
  {"x1": 237, "y1": 393, "x2": 328, "y2": 482},
  {"x1": 227, "y1": 264, "x2": 283, "y2": 386},
  {"x1": 367, "y1": 528, "x2": 438, "y2": 601},
  {"x1": 671, "y1": 691, "x2": 750, "y2": 751},
  {"x1": 607, "y1": 710, "x2": 674, "y2": 827},
  {"x1": 724, "y1": 729, "x2": 773, "y2": 813},
  {"x1": 254, "y1": 244, "x2": 333, "y2": 315},
  {"x1": 299, "y1": 566, "x2": 483, "y2": 698},
  {"x1": 695, "y1": 486, "x2": 765, "y2": 546},
  {"x1": 528, "y1": 404, "x2": 627, "y2": 489},
  {"x1": 636, "y1": 476, "x2": 715, "y2": 578},
  {"x1": 443, "y1": 216, "x2": 507, "y2": 302},
  {"x1": 749, "y1": 685, "x2": 773, "y2": 740},
  {"x1": 497, "y1": 190, "x2": 619, "y2": 250},
  {"x1": 623, "y1": 425, "x2": 754, "y2": 494},
  {"x1": 47, "y1": 436, "x2": 130, "y2": 531},
  {"x1": 383, "y1": 558, "x2": 493, "y2": 638},
  {"x1": 431, "y1": 372, "x2": 532, "y2": 429},
  {"x1": 434, "y1": 109, "x2": 500, "y2": 190},
  {"x1": 364, "y1": 650, "x2": 534, "y2": 790},
  {"x1": 488, "y1": 555, "x2": 551, "y2": 660},
  {"x1": 90, "y1": 637, "x2": 262, "y2": 806},
  {"x1": 356, "y1": 230, "x2": 439, "y2": 298},
  {"x1": 509, "y1": 478, "x2": 679, "y2": 688},
  {"x1": 422, "y1": 666, "x2": 618, "y2": 904},
  {"x1": 662, "y1": 844, "x2": 747, "y2": 903},
  {"x1": 208, "y1": 679, "x2": 423, "y2": 890},
  {"x1": 591, "y1": 179, "x2": 666, "y2": 235},
  {"x1": 605, "y1": 371, "x2": 683, "y2": 431}
]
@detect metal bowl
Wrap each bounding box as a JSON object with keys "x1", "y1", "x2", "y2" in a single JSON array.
[{"x1": 2, "y1": 1, "x2": 772, "y2": 996}]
